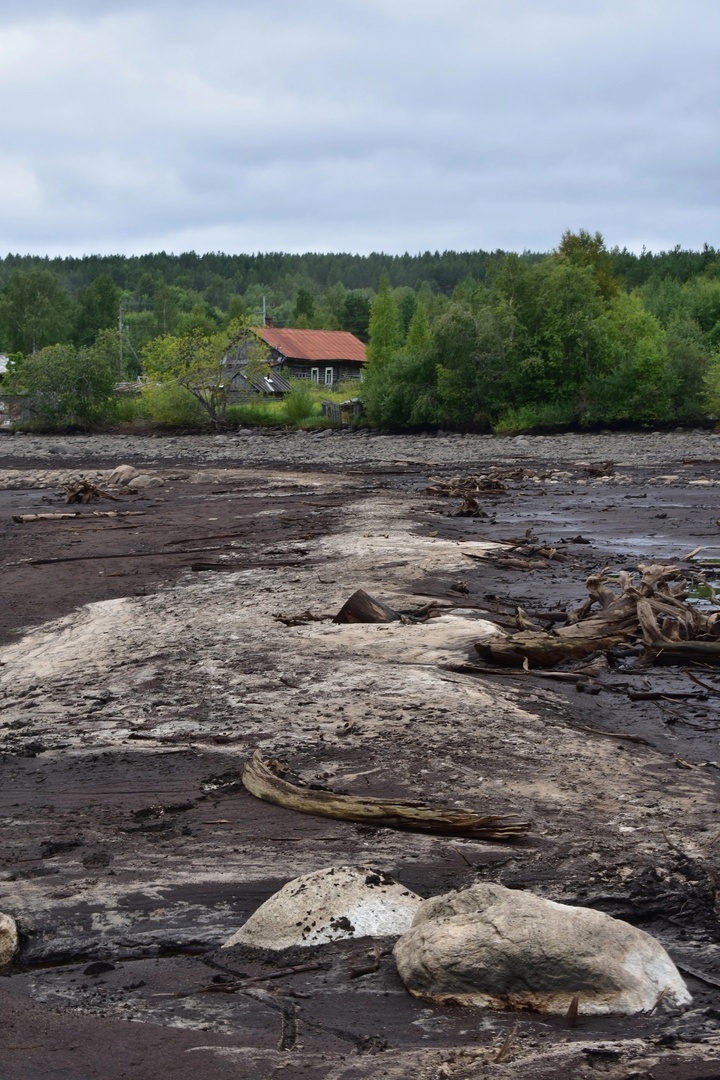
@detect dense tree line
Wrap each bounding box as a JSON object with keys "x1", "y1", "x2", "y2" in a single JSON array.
[
  {"x1": 361, "y1": 232, "x2": 720, "y2": 430},
  {"x1": 2, "y1": 232, "x2": 720, "y2": 430}
]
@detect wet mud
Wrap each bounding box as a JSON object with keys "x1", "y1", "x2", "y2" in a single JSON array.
[{"x1": 2, "y1": 435, "x2": 720, "y2": 1078}]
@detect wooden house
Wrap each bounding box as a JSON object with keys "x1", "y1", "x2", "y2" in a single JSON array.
[{"x1": 251, "y1": 328, "x2": 367, "y2": 386}]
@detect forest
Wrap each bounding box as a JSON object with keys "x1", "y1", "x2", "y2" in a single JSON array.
[{"x1": 1, "y1": 232, "x2": 720, "y2": 431}]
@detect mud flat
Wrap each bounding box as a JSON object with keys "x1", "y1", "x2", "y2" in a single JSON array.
[{"x1": 2, "y1": 432, "x2": 720, "y2": 1078}]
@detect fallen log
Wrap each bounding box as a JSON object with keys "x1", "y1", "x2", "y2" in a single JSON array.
[
  {"x1": 13, "y1": 512, "x2": 80, "y2": 523},
  {"x1": 242, "y1": 751, "x2": 530, "y2": 841},
  {"x1": 647, "y1": 640, "x2": 720, "y2": 665},
  {"x1": 627, "y1": 690, "x2": 707, "y2": 701},
  {"x1": 28, "y1": 544, "x2": 227, "y2": 566},
  {"x1": 12, "y1": 510, "x2": 144, "y2": 523}
]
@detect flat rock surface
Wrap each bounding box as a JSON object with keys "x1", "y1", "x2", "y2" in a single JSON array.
[{"x1": 2, "y1": 431, "x2": 720, "y2": 1077}]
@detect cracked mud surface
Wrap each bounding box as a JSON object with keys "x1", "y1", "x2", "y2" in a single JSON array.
[{"x1": 2, "y1": 431, "x2": 720, "y2": 1078}]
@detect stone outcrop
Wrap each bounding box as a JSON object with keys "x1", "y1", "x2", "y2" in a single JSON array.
[
  {"x1": 223, "y1": 865, "x2": 422, "y2": 951},
  {"x1": 393, "y1": 883, "x2": 690, "y2": 1015},
  {"x1": 0, "y1": 912, "x2": 18, "y2": 967}
]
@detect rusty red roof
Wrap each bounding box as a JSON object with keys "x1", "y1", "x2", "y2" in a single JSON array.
[{"x1": 252, "y1": 327, "x2": 367, "y2": 363}]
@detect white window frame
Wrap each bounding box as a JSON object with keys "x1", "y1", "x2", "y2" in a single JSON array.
[
  {"x1": 324, "y1": 367, "x2": 334, "y2": 385},
  {"x1": 311, "y1": 367, "x2": 320, "y2": 383}
]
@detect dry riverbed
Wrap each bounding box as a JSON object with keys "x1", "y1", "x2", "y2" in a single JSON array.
[{"x1": 2, "y1": 430, "x2": 720, "y2": 1079}]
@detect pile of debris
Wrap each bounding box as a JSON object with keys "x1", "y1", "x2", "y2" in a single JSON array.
[
  {"x1": 426, "y1": 473, "x2": 513, "y2": 516},
  {"x1": 475, "y1": 562, "x2": 720, "y2": 668}
]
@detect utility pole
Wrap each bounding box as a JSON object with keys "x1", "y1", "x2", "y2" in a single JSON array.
[
  {"x1": 262, "y1": 295, "x2": 266, "y2": 328},
  {"x1": 118, "y1": 302, "x2": 124, "y2": 379}
]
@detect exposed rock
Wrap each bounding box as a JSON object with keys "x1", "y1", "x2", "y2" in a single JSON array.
[
  {"x1": 223, "y1": 865, "x2": 422, "y2": 951},
  {"x1": 132, "y1": 474, "x2": 165, "y2": 489},
  {"x1": 393, "y1": 883, "x2": 690, "y2": 1015},
  {"x1": 107, "y1": 464, "x2": 139, "y2": 486},
  {"x1": 0, "y1": 912, "x2": 19, "y2": 966}
]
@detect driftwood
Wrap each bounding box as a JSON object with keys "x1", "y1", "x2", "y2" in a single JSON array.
[
  {"x1": 12, "y1": 510, "x2": 146, "y2": 524},
  {"x1": 63, "y1": 480, "x2": 120, "y2": 504},
  {"x1": 190, "y1": 558, "x2": 309, "y2": 572},
  {"x1": 475, "y1": 564, "x2": 720, "y2": 668},
  {"x1": 28, "y1": 544, "x2": 227, "y2": 566},
  {"x1": 333, "y1": 589, "x2": 401, "y2": 624},
  {"x1": 13, "y1": 512, "x2": 80, "y2": 523},
  {"x1": 274, "y1": 610, "x2": 326, "y2": 626},
  {"x1": 242, "y1": 751, "x2": 531, "y2": 841}
]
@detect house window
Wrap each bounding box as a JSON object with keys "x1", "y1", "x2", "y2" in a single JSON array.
[
  {"x1": 324, "y1": 367, "x2": 334, "y2": 385},
  {"x1": 311, "y1": 368, "x2": 319, "y2": 383}
]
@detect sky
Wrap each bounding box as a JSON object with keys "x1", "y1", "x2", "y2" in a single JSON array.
[{"x1": 0, "y1": 0, "x2": 718, "y2": 257}]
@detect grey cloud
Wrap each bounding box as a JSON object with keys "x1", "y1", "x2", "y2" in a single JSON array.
[{"x1": 0, "y1": 1, "x2": 718, "y2": 255}]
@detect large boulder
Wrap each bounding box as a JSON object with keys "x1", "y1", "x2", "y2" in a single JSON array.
[
  {"x1": 0, "y1": 912, "x2": 18, "y2": 967},
  {"x1": 223, "y1": 865, "x2": 422, "y2": 951},
  {"x1": 393, "y1": 883, "x2": 690, "y2": 1016},
  {"x1": 107, "y1": 464, "x2": 139, "y2": 486},
  {"x1": 132, "y1": 474, "x2": 164, "y2": 489}
]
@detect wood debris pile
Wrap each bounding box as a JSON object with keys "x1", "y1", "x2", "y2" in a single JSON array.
[
  {"x1": 63, "y1": 479, "x2": 119, "y2": 505},
  {"x1": 465, "y1": 528, "x2": 570, "y2": 571},
  {"x1": 475, "y1": 563, "x2": 720, "y2": 668},
  {"x1": 426, "y1": 474, "x2": 512, "y2": 517}
]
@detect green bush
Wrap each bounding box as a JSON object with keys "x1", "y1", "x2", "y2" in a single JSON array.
[
  {"x1": 141, "y1": 382, "x2": 207, "y2": 427},
  {"x1": 282, "y1": 380, "x2": 318, "y2": 423},
  {"x1": 704, "y1": 354, "x2": 720, "y2": 418},
  {"x1": 4, "y1": 342, "x2": 117, "y2": 428},
  {"x1": 226, "y1": 400, "x2": 285, "y2": 427},
  {"x1": 493, "y1": 400, "x2": 577, "y2": 433},
  {"x1": 109, "y1": 395, "x2": 145, "y2": 424}
]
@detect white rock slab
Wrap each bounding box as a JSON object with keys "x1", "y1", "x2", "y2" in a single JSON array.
[
  {"x1": 394, "y1": 883, "x2": 691, "y2": 1015},
  {"x1": 223, "y1": 865, "x2": 423, "y2": 950},
  {"x1": 0, "y1": 912, "x2": 18, "y2": 967}
]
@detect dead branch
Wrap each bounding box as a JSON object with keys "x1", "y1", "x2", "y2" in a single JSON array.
[
  {"x1": 569, "y1": 723, "x2": 652, "y2": 745},
  {"x1": 273, "y1": 610, "x2": 327, "y2": 626},
  {"x1": 242, "y1": 751, "x2": 531, "y2": 841},
  {"x1": 63, "y1": 480, "x2": 120, "y2": 504}
]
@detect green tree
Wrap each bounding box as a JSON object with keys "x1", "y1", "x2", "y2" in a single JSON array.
[
  {"x1": 557, "y1": 229, "x2": 619, "y2": 298},
  {"x1": 72, "y1": 274, "x2": 120, "y2": 347},
  {"x1": 397, "y1": 288, "x2": 417, "y2": 339},
  {"x1": 524, "y1": 257, "x2": 604, "y2": 408},
  {"x1": 292, "y1": 287, "x2": 316, "y2": 327},
  {"x1": 585, "y1": 292, "x2": 673, "y2": 423},
  {"x1": 176, "y1": 301, "x2": 224, "y2": 336},
  {"x1": 141, "y1": 320, "x2": 269, "y2": 427},
  {"x1": 341, "y1": 292, "x2": 371, "y2": 341},
  {"x1": 665, "y1": 316, "x2": 711, "y2": 422},
  {"x1": 152, "y1": 283, "x2": 182, "y2": 335},
  {"x1": 6, "y1": 340, "x2": 116, "y2": 425},
  {"x1": 0, "y1": 269, "x2": 72, "y2": 354},
  {"x1": 362, "y1": 301, "x2": 436, "y2": 426},
  {"x1": 366, "y1": 276, "x2": 401, "y2": 367}
]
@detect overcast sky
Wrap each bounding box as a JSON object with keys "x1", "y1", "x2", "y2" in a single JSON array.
[{"x1": 1, "y1": 0, "x2": 718, "y2": 257}]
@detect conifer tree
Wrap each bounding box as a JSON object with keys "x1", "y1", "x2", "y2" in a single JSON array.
[{"x1": 366, "y1": 275, "x2": 401, "y2": 368}]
